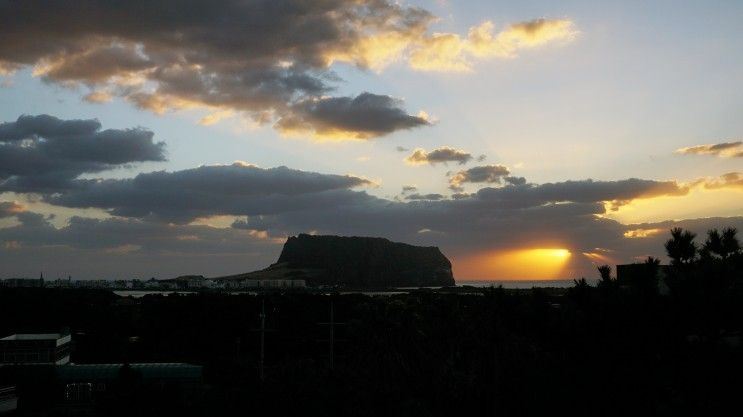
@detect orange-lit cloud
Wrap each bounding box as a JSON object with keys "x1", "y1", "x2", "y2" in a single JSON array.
[
  {"x1": 199, "y1": 109, "x2": 236, "y2": 126},
  {"x1": 0, "y1": 201, "x2": 26, "y2": 217},
  {"x1": 604, "y1": 180, "x2": 741, "y2": 225},
  {"x1": 623, "y1": 228, "x2": 663, "y2": 238},
  {"x1": 0, "y1": 2, "x2": 577, "y2": 140},
  {"x1": 697, "y1": 172, "x2": 743, "y2": 190},
  {"x1": 676, "y1": 142, "x2": 743, "y2": 158},
  {"x1": 581, "y1": 249, "x2": 616, "y2": 265},
  {"x1": 405, "y1": 146, "x2": 473, "y2": 165},
  {"x1": 83, "y1": 90, "x2": 113, "y2": 104},
  {"x1": 448, "y1": 164, "x2": 512, "y2": 191},
  {"x1": 409, "y1": 19, "x2": 578, "y2": 72}
]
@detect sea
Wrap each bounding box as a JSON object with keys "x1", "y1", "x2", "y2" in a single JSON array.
[
  {"x1": 456, "y1": 279, "x2": 581, "y2": 289},
  {"x1": 113, "y1": 280, "x2": 583, "y2": 298}
]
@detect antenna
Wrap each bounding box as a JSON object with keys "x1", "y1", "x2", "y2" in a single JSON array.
[
  {"x1": 318, "y1": 299, "x2": 345, "y2": 371},
  {"x1": 250, "y1": 297, "x2": 276, "y2": 382},
  {"x1": 259, "y1": 298, "x2": 265, "y2": 382}
]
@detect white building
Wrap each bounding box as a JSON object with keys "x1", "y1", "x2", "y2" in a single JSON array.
[{"x1": 0, "y1": 333, "x2": 71, "y2": 365}]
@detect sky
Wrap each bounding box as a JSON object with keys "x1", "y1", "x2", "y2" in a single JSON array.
[{"x1": 0, "y1": 0, "x2": 741, "y2": 280}]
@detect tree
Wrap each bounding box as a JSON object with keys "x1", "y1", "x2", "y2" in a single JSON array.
[
  {"x1": 644, "y1": 256, "x2": 661, "y2": 268},
  {"x1": 703, "y1": 229, "x2": 723, "y2": 261},
  {"x1": 597, "y1": 264, "x2": 612, "y2": 287},
  {"x1": 720, "y1": 227, "x2": 740, "y2": 258},
  {"x1": 664, "y1": 228, "x2": 697, "y2": 265},
  {"x1": 639, "y1": 256, "x2": 661, "y2": 294},
  {"x1": 702, "y1": 227, "x2": 740, "y2": 260}
]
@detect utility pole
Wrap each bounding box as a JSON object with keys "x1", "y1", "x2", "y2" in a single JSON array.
[
  {"x1": 318, "y1": 299, "x2": 345, "y2": 371},
  {"x1": 259, "y1": 298, "x2": 265, "y2": 382},
  {"x1": 251, "y1": 298, "x2": 275, "y2": 383},
  {"x1": 329, "y1": 300, "x2": 335, "y2": 370}
]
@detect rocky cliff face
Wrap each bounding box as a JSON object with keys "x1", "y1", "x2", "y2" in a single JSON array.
[{"x1": 272, "y1": 234, "x2": 455, "y2": 287}]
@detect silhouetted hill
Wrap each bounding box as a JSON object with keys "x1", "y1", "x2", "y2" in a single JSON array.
[{"x1": 229, "y1": 234, "x2": 455, "y2": 287}]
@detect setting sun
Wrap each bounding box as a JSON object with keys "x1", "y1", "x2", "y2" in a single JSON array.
[{"x1": 456, "y1": 248, "x2": 572, "y2": 280}]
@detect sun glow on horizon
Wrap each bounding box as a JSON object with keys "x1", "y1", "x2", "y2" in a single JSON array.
[{"x1": 455, "y1": 248, "x2": 572, "y2": 280}]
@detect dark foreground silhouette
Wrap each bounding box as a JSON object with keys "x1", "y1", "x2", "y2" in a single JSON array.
[{"x1": 1, "y1": 227, "x2": 741, "y2": 416}]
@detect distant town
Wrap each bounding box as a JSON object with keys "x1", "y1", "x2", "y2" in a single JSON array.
[{"x1": 0, "y1": 274, "x2": 306, "y2": 291}]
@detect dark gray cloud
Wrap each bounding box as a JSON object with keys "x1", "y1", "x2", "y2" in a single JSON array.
[
  {"x1": 0, "y1": 0, "x2": 434, "y2": 139},
  {"x1": 0, "y1": 211, "x2": 274, "y2": 254},
  {"x1": 448, "y1": 164, "x2": 511, "y2": 191},
  {"x1": 404, "y1": 193, "x2": 445, "y2": 201},
  {"x1": 0, "y1": 115, "x2": 166, "y2": 193},
  {"x1": 620, "y1": 217, "x2": 743, "y2": 260},
  {"x1": 229, "y1": 176, "x2": 723, "y2": 279},
  {"x1": 236, "y1": 178, "x2": 690, "y2": 249},
  {"x1": 504, "y1": 176, "x2": 527, "y2": 186},
  {"x1": 1, "y1": 159, "x2": 708, "y2": 279},
  {"x1": 46, "y1": 163, "x2": 373, "y2": 223},
  {"x1": 5, "y1": 205, "x2": 740, "y2": 280},
  {"x1": 676, "y1": 141, "x2": 743, "y2": 158},
  {"x1": 401, "y1": 185, "x2": 418, "y2": 193},
  {"x1": 275, "y1": 93, "x2": 429, "y2": 139},
  {"x1": 0, "y1": 201, "x2": 24, "y2": 218},
  {"x1": 405, "y1": 146, "x2": 473, "y2": 165},
  {"x1": 0, "y1": 213, "x2": 283, "y2": 279},
  {"x1": 473, "y1": 178, "x2": 689, "y2": 209}
]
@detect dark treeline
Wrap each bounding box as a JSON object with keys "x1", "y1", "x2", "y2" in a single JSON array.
[{"x1": 1, "y1": 227, "x2": 742, "y2": 416}]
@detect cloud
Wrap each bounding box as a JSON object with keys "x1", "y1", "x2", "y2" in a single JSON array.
[
  {"x1": 405, "y1": 146, "x2": 473, "y2": 165},
  {"x1": 0, "y1": 201, "x2": 25, "y2": 218},
  {"x1": 504, "y1": 176, "x2": 527, "y2": 186},
  {"x1": 0, "y1": 212, "x2": 277, "y2": 253},
  {"x1": 0, "y1": 1, "x2": 433, "y2": 139},
  {"x1": 1, "y1": 155, "x2": 705, "y2": 279},
  {"x1": 83, "y1": 90, "x2": 113, "y2": 103},
  {"x1": 45, "y1": 163, "x2": 374, "y2": 223},
  {"x1": 275, "y1": 93, "x2": 429, "y2": 140},
  {"x1": 408, "y1": 19, "x2": 578, "y2": 72},
  {"x1": 405, "y1": 193, "x2": 445, "y2": 201},
  {"x1": 0, "y1": 2, "x2": 576, "y2": 139},
  {"x1": 401, "y1": 185, "x2": 418, "y2": 193},
  {"x1": 448, "y1": 164, "x2": 511, "y2": 191},
  {"x1": 676, "y1": 141, "x2": 743, "y2": 158},
  {"x1": 697, "y1": 172, "x2": 743, "y2": 190},
  {"x1": 0, "y1": 115, "x2": 166, "y2": 193},
  {"x1": 0, "y1": 213, "x2": 285, "y2": 278},
  {"x1": 231, "y1": 177, "x2": 695, "y2": 265},
  {"x1": 619, "y1": 216, "x2": 743, "y2": 260}
]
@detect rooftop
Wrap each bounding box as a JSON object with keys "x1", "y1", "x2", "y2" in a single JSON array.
[
  {"x1": 58, "y1": 363, "x2": 203, "y2": 380},
  {"x1": 0, "y1": 333, "x2": 65, "y2": 341}
]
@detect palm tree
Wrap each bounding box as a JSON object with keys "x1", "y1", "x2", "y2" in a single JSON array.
[
  {"x1": 703, "y1": 229, "x2": 724, "y2": 259},
  {"x1": 721, "y1": 227, "x2": 740, "y2": 258},
  {"x1": 644, "y1": 256, "x2": 661, "y2": 268},
  {"x1": 597, "y1": 264, "x2": 612, "y2": 287},
  {"x1": 640, "y1": 256, "x2": 661, "y2": 293},
  {"x1": 664, "y1": 227, "x2": 697, "y2": 265},
  {"x1": 703, "y1": 227, "x2": 740, "y2": 260}
]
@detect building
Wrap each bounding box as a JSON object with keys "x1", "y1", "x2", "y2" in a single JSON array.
[
  {"x1": 616, "y1": 263, "x2": 671, "y2": 295},
  {"x1": 57, "y1": 363, "x2": 203, "y2": 403},
  {"x1": 218, "y1": 278, "x2": 306, "y2": 289},
  {"x1": 0, "y1": 386, "x2": 17, "y2": 414},
  {"x1": 0, "y1": 278, "x2": 44, "y2": 288},
  {"x1": 0, "y1": 333, "x2": 71, "y2": 365}
]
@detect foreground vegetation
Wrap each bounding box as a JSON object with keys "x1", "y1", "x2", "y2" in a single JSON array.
[{"x1": 1, "y1": 228, "x2": 741, "y2": 416}]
